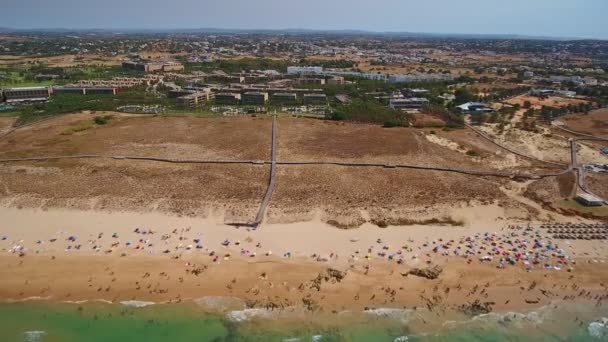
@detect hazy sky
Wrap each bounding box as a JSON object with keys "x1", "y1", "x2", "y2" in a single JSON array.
[{"x1": 2, "y1": 0, "x2": 607, "y2": 39}]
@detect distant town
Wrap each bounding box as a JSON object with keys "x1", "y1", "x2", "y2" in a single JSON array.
[{"x1": 0, "y1": 32, "x2": 606, "y2": 125}]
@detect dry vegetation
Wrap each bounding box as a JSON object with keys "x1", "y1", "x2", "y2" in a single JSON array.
[
  {"x1": 559, "y1": 109, "x2": 608, "y2": 137},
  {"x1": 0, "y1": 113, "x2": 604, "y2": 225},
  {"x1": 505, "y1": 95, "x2": 590, "y2": 110},
  {"x1": 0, "y1": 54, "x2": 126, "y2": 67}
]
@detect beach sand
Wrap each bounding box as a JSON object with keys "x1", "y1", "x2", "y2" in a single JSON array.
[{"x1": 1, "y1": 206, "x2": 608, "y2": 315}]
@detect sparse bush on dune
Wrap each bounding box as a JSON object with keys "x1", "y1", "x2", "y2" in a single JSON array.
[
  {"x1": 371, "y1": 217, "x2": 465, "y2": 228},
  {"x1": 93, "y1": 115, "x2": 113, "y2": 125}
]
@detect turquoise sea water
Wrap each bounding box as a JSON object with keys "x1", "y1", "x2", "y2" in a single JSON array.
[{"x1": 0, "y1": 301, "x2": 607, "y2": 341}]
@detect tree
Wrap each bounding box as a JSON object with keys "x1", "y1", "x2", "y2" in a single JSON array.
[
  {"x1": 523, "y1": 100, "x2": 532, "y2": 109},
  {"x1": 454, "y1": 88, "x2": 477, "y2": 105}
]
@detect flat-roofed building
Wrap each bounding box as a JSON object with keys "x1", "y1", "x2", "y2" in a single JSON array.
[
  {"x1": 122, "y1": 61, "x2": 183, "y2": 73},
  {"x1": 52, "y1": 87, "x2": 117, "y2": 95},
  {"x1": 327, "y1": 76, "x2": 345, "y2": 85},
  {"x1": 303, "y1": 93, "x2": 327, "y2": 105},
  {"x1": 456, "y1": 102, "x2": 494, "y2": 112},
  {"x1": 287, "y1": 66, "x2": 323, "y2": 75},
  {"x1": 242, "y1": 92, "x2": 269, "y2": 105},
  {"x1": 228, "y1": 76, "x2": 245, "y2": 84},
  {"x1": 52, "y1": 87, "x2": 87, "y2": 95},
  {"x1": 293, "y1": 88, "x2": 324, "y2": 98},
  {"x1": 389, "y1": 97, "x2": 429, "y2": 111},
  {"x1": 85, "y1": 87, "x2": 117, "y2": 95},
  {"x1": 402, "y1": 88, "x2": 429, "y2": 97},
  {"x1": 2, "y1": 86, "x2": 50, "y2": 103},
  {"x1": 272, "y1": 92, "x2": 297, "y2": 104},
  {"x1": 555, "y1": 90, "x2": 577, "y2": 98},
  {"x1": 576, "y1": 193, "x2": 604, "y2": 207},
  {"x1": 438, "y1": 93, "x2": 456, "y2": 101},
  {"x1": 243, "y1": 74, "x2": 268, "y2": 83},
  {"x1": 162, "y1": 62, "x2": 184, "y2": 72},
  {"x1": 176, "y1": 92, "x2": 211, "y2": 108},
  {"x1": 168, "y1": 89, "x2": 196, "y2": 98},
  {"x1": 77, "y1": 77, "x2": 147, "y2": 89},
  {"x1": 215, "y1": 93, "x2": 241, "y2": 105},
  {"x1": 295, "y1": 78, "x2": 326, "y2": 85},
  {"x1": 267, "y1": 79, "x2": 292, "y2": 88}
]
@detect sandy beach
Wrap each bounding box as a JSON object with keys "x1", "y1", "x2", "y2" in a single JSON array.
[
  {"x1": 1, "y1": 114, "x2": 608, "y2": 334},
  {"x1": 2, "y1": 206, "x2": 608, "y2": 315}
]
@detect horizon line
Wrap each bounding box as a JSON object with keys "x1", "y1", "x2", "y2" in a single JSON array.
[{"x1": 0, "y1": 27, "x2": 604, "y2": 41}]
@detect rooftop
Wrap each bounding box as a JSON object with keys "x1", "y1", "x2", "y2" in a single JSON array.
[{"x1": 3, "y1": 86, "x2": 49, "y2": 91}]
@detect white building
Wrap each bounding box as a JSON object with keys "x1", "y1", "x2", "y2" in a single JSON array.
[
  {"x1": 456, "y1": 102, "x2": 493, "y2": 112},
  {"x1": 361, "y1": 73, "x2": 389, "y2": 81},
  {"x1": 583, "y1": 77, "x2": 598, "y2": 86},
  {"x1": 287, "y1": 66, "x2": 323, "y2": 75},
  {"x1": 555, "y1": 90, "x2": 577, "y2": 98},
  {"x1": 439, "y1": 93, "x2": 456, "y2": 101},
  {"x1": 389, "y1": 98, "x2": 429, "y2": 111}
]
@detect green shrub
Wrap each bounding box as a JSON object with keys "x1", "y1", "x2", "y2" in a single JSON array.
[
  {"x1": 93, "y1": 115, "x2": 113, "y2": 125},
  {"x1": 61, "y1": 120, "x2": 94, "y2": 135},
  {"x1": 466, "y1": 150, "x2": 480, "y2": 157},
  {"x1": 383, "y1": 120, "x2": 398, "y2": 128}
]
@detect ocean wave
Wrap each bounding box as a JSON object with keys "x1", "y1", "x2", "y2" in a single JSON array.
[
  {"x1": 226, "y1": 308, "x2": 274, "y2": 322},
  {"x1": 472, "y1": 310, "x2": 543, "y2": 326},
  {"x1": 587, "y1": 318, "x2": 608, "y2": 339},
  {"x1": 3, "y1": 296, "x2": 51, "y2": 303},
  {"x1": 194, "y1": 296, "x2": 245, "y2": 312},
  {"x1": 23, "y1": 330, "x2": 46, "y2": 342},
  {"x1": 63, "y1": 299, "x2": 113, "y2": 305},
  {"x1": 119, "y1": 300, "x2": 155, "y2": 308},
  {"x1": 364, "y1": 308, "x2": 416, "y2": 324},
  {"x1": 281, "y1": 336, "x2": 324, "y2": 342}
]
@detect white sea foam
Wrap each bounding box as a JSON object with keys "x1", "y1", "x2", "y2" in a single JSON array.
[
  {"x1": 194, "y1": 296, "x2": 245, "y2": 312},
  {"x1": 4, "y1": 296, "x2": 51, "y2": 303},
  {"x1": 472, "y1": 311, "x2": 543, "y2": 327},
  {"x1": 119, "y1": 300, "x2": 155, "y2": 308},
  {"x1": 470, "y1": 303, "x2": 559, "y2": 328},
  {"x1": 226, "y1": 308, "x2": 274, "y2": 322},
  {"x1": 23, "y1": 330, "x2": 46, "y2": 342},
  {"x1": 364, "y1": 308, "x2": 413, "y2": 317},
  {"x1": 63, "y1": 299, "x2": 113, "y2": 305},
  {"x1": 587, "y1": 318, "x2": 608, "y2": 338},
  {"x1": 364, "y1": 308, "x2": 416, "y2": 324}
]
